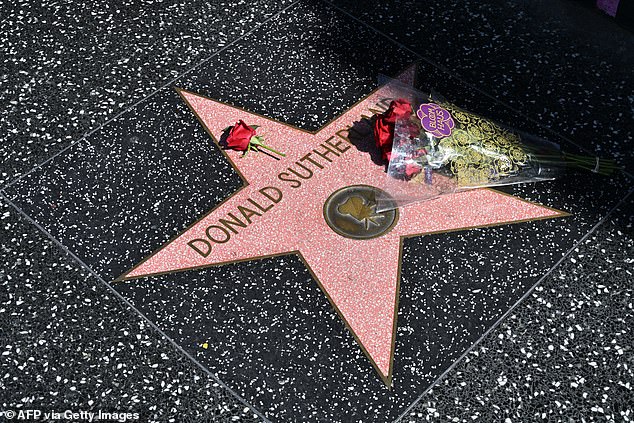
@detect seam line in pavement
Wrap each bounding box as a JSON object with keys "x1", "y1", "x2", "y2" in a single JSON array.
[
  {"x1": 321, "y1": 0, "x2": 633, "y2": 182},
  {"x1": 0, "y1": 192, "x2": 272, "y2": 423},
  {"x1": 393, "y1": 186, "x2": 634, "y2": 423},
  {"x1": 1, "y1": 0, "x2": 301, "y2": 193}
]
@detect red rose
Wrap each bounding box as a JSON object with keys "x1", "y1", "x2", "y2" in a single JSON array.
[
  {"x1": 373, "y1": 98, "x2": 412, "y2": 162},
  {"x1": 226, "y1": 120, "x2": 255, "y2": 151},
  {"x1": 383, "y1": 98, "x2": 412, "y2": 123}
]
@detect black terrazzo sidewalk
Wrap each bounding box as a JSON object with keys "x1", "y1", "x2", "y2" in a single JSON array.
[
  {"x1": 2, "y1": 0, "x2": 633, "y2": 422},
  {"x1": 0, "y1": 199, "x2": 261, "y2": 423},
  {"x1": 0, "y1": 0, "x2": 296, "y2": 187},
  {"x1": 404, "y1": 195, "x2": 634, "y2": 422}
]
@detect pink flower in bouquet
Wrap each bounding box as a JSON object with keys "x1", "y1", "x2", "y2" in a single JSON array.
[
  {"x1": 417, "y1": 103, "x2": 455, "y2": 138},
  {"x1": 411, "y1": 148, "x2": 428, "y2": 158},
  {"x1": 373, "y1": 98, "x2": 412, "y2": 162},
  {"x1": 405, "y1": 162, "x2": 422, "y2": 178}
]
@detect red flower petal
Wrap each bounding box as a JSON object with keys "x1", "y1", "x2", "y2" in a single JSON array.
[{"x1": 226, "y1": 120, "x2": 256, "y2": 151}]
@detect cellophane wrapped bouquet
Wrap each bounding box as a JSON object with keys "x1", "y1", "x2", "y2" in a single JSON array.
[{"x1": 375, "y1": 79, "x2": 616, "y2": 212}]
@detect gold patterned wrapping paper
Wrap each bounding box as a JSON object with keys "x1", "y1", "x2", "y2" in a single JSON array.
[{"x1": 435, "y1": 102, "x2": 529, "y2": 186}]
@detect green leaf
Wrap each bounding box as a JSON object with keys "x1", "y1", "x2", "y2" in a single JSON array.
[{"x1": 250, "y1": 135, "x2": 265, "y2": 145}]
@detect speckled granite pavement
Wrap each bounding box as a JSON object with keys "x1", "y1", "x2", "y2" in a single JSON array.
[{"x1": 1, "y1": 0, "x2": 632, "y2": 422}]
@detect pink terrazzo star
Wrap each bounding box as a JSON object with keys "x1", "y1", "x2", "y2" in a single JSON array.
[{"x1": 119, "y1": 67, "x2": 567, "y2": 386}]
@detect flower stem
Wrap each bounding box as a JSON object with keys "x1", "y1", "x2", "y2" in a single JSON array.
[
  {"x1": 250, "y1": 136, "x2": 286, "y2": 157},
  {"x1": 257, "y1": 143, "x2": 286, "y2": 157}
]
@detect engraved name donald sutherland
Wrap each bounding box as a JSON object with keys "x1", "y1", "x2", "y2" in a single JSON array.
[
  {"x1": 188, "y1": 135, "x2": 354, "y2": 257},
  {"x1": 186, "y1": 97, "x2": 394, "y2": 258}
]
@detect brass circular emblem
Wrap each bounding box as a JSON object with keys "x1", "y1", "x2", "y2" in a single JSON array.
[{"x1": 323, "y1": 185, "x2": 399, "y2": 240}]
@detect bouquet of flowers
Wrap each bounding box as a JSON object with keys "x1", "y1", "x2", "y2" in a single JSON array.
[{"x1": 374, "y1": 79, "x2": 617, "y2": 211}]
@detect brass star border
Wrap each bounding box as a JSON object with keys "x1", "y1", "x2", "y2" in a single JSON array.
[{"x1": 115, "y1": 66, "x2": 569, "y2": 387}]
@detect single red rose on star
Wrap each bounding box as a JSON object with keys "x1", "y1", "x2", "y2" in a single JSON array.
[
  {"x1": 226, "y1": 120, "x2": 256, "y2": 151},
  {"x1": 373, "y1": 98, "x2": 412, "y2": 162},
  {"x1": 225, "y1": 120, "x2": 285, "y2": 157}
]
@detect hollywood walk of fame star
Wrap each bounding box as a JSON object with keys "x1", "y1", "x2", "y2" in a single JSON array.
[{"x1": 117, "y1": 67, "x2": 568, "y2": 386}]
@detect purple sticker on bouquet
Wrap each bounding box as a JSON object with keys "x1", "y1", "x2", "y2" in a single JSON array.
[{"x1": 417, "y1": 103, "x2": 455, "y2": 138}]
